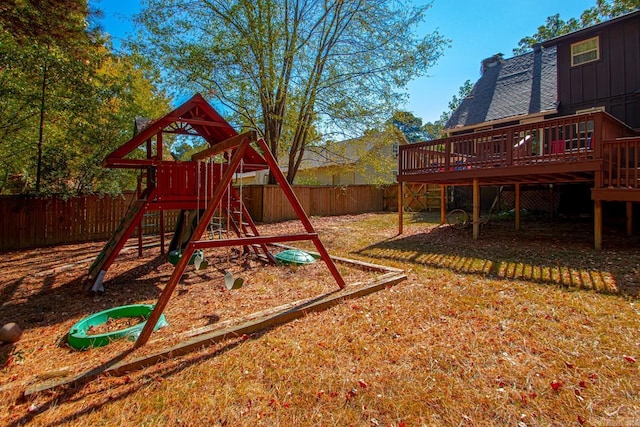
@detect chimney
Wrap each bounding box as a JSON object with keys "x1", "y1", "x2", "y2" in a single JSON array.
[{"x1": 481, "y1": 53, "x2": 504, "y2": 74}]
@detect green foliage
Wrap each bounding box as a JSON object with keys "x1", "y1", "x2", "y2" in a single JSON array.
[
  {"x1": 513, "y1": 0, "x2": 639, "y2": 55},
  {"x1": 390, "y1": 111, "x2": 425, "y2": 143},
  {"x1": 421, "y1": 79, "x2": 473, "y2": 140},
  {"x1": 0, "y1": 4, "x2": 171, "y2": 195},
  {"x1": 134, "y1": 0, "x2": 448, "y2": 183},
  {"x1": 0, "y1": 0, "x2": 91, "y2": 48}
]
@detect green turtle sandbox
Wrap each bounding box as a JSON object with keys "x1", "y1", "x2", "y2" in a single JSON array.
[
  {"x1": 68, "y1": 304, "x2": 168, "y2": 350},
  {"x1": 275, "y1": 249, "x2": 316, "y2": 265}
]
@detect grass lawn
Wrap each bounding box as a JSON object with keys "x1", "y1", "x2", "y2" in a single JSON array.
[{"x1": 1, "y1": 212, "x2": 639, "y2": 426}]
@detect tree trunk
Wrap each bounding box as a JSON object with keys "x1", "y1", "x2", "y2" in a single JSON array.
[{"x1": 35, "y1": 59, "x2": 48, "y2": 193}]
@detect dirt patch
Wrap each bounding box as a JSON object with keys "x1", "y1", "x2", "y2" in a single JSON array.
[
  {"x1": 85, "y1": 316, "x2": 146, "y2": 335},
  {"x1": 0, "y1": 217, "x2": 384, "y2": 397}
]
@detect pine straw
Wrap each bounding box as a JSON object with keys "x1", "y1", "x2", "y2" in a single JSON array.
[{"x1": 1, "y1": 212, "x2": 639, "y2": 426}]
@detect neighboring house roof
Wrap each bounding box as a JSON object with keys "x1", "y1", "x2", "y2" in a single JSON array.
[
  {"x1": 298, "y1": 131, "x2": 403, "y2": 170},
  {"x1": 445, "y1": 46, "x2": 558, "y2": 131}
]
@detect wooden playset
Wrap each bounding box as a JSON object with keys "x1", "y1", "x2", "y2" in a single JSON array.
[{"x1": 87, "y1": 93, "x2": 345, "y2": 348}]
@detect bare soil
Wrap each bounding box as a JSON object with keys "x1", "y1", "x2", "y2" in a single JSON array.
[
  {"x1": 0, "y1": 217, "x2": 379, "y2": 397},
  {"x1": 1, "y1": 212, "x2": 639, "y2": 426}
]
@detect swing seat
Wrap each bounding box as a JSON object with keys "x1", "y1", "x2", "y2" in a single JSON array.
[
  {"x1": 168, "y1": 249, "x2": 204, "y2": 266},
  {"x1": 224, "y1": 271, "x2": 244, "y2": 290}
]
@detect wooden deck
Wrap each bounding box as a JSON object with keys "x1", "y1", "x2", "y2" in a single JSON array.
[
  {"x1": 398, "y1": 112, "x2": 637, "y2": 188},
  {"x1": 396, "y1": 111, "x2": 640, "y2": 248}
]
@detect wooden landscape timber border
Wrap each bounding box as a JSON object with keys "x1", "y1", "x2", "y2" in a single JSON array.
[{"x1": 24, "y1": 252, "x2": 406, "y2": 397}]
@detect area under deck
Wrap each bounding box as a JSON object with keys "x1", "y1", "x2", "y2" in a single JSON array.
[{"x1": 397, "y1": 111, "x2": 640, "y2": 249}]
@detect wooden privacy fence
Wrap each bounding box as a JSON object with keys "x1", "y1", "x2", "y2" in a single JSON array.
[
  {"x1": 242, "y1": 185, "x2": 385, "y2": 223},
  {"x1": 0, "y1": 193, "x2": 179, "y2": 251},
  {"x1": 0, "y1": 184, "x2": 440, "y2": 251}
]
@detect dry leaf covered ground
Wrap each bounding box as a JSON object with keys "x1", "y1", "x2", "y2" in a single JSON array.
[{"x1": 0, "y1": 212, "x2": 639, "y2": 426}]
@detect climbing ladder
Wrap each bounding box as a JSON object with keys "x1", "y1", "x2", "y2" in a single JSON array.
[{"x1": 222, "y1": 186, "x2": 276, "y2": 263}]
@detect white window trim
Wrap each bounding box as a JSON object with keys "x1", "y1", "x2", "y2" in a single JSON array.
[{"x1": 571, "y1": 36, "x2": 600, "y2": 67}]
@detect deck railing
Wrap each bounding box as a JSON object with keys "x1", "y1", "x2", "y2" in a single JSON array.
[
  {"x1": 602, "y1": 137, "x2": 640, "y2": 189},
  {"x1": 399, "y1": 112, "x2": 632, "y2": 177}
]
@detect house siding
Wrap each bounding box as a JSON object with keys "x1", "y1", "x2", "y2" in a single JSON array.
[{"x1": 554, "y1": 13, "x2": 640, "y2": 129}]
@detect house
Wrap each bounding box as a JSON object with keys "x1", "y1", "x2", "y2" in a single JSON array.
[
  {"x1": 397, "y1": 10, "x2": 640, "y2": 249},
  {"x1": 259, "y1": 131, "x2": 405, "y2": 186},
  {"x1": 444, "y1": 46, "x2": 558, "y2": 135}
]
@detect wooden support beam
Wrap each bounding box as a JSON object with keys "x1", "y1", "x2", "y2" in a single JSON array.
[
  {"x1": 191, "y1": 131, "x2": 257, "y2": 161},
  {"x1": 103, "y1": 158, "x2": 161, "y2": 169},
  {"x1": 157, "y1": 131, "x2": 163, "y2": 161},
  {"x1": 440, "y1": 185, "x2": 446, "y2": 224},
  {"x1": 626, "y1": 201, "x2": 633, "y2": 236},
  {"x1": 24, "y1": 270, "x2": 406, "y2": 397},
  {"x1": 398, "y1": 182, "x2": 404, "y2": 234},
  {"x1": 473, "y1": 179, "x2": 480, "y2": 240},
  {"x1": 164, "y1": 116, "x2": 231, "y2": 128},
  {"x1": 515, "y1": 183, "x2": 521, "y2": 231},
  {"x1": 255, "y1": 137, "x2": 346, "y2": 290},
  {"x1": 191, "y1": 233, "x2": 318, "y2": 250},
  {"x1": 595, "y1": 199, "x2": 602, "y2": 250},
  {"x1": 159, "y1": 211, "x2": 165, "y2": 255},
  {"x1": 135, "y1": 140, "x2": 251, "y2": 348}
]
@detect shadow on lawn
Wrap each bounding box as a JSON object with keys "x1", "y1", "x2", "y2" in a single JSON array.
[
  {"x1": 356, "y1": 217, "x2": 640, "y2": 297},
  {"x1": 0, "y1": 254, "x2": 170, "y2": 335},
  {"x1": 13, "y1": 328, "x2": 270, "y2": 426},
  {"x1": 12, "y1": 286, "x2": 346, "y2": 425}
]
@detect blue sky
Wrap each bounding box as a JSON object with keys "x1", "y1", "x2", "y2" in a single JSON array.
[{"x1": 93, "y1": 0, "x2": 593, "y2": 124}]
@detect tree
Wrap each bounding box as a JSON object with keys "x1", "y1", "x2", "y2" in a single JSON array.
[
  {"x1": 421, "y1": 79, "x2": 473, "y2": 140},
  {"x1": 514, "y1": 0, "x2": 639, "y2": 55},
  {"x1": 0, "y1": 24, "x2": 171, "y2": 194},
  {"x1": 134, "y1": 0, "x2": 448, "y2": 183},
  {"x1": 67, "y1": 50, "x2": 171, "y2": 194},
  {"x1": 390, "y1": 111, "x2": 425, "y2": 143},
  {"x1": 0, "y1": 0, "x2": 91, "y2": 48},
  {"x1": 0, "y1": 0, "x2": 97, "y2": 192}
]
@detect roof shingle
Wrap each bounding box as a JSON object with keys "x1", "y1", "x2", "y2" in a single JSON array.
[{"x1": 445, "y1": 46, "x2": 557, "y2": 130}]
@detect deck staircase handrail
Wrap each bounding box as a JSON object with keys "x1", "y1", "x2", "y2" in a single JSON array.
[{"x1": 601, "y1": 136, "x2": 640, "y2": 189}]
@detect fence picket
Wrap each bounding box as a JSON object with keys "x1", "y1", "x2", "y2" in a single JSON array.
[{"x1": 0, "y1": 184, "x2": 437, "y2": 251}]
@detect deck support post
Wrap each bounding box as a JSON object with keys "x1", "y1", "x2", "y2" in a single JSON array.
[
  {"x1": 473, "y1": 179, "x2": 480, "y2": 240},
  {"x1": 515, "y1": 183, "x2": 521, "y2": 231},
  {"x1": 594, "y1": 199, "x2": 602, "y2": 250},
  {"x1": 398, "y1": 182, "x2": 404, "y2": 235},
  {"x1": 440, "y1": 185, "x2": 447, "y2": 224},
  {"x1": 626, "y1": 201, "x2": 633, "y2": 236}
]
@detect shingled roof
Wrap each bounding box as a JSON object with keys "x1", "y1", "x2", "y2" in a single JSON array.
[{"x1": 445, "y1": 46, "x2": 558, "y2": 131}]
